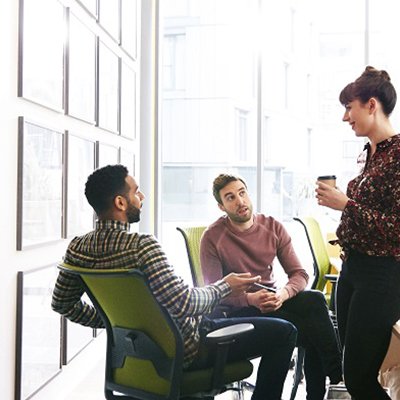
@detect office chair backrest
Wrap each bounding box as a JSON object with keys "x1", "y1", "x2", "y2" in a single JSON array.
[
  {"x1": 293, "y1": 217, "x2": 331, "y2": 291},
  {"x1": 59, "y1": 263, "x2": 183, "y2": 399},
  {"x1": 176, "y1": 226, "x2": 207, "y2": 287}
]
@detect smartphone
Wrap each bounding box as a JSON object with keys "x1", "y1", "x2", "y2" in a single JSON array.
[{"x1": 253, "y1": 282, "x2": 277, "y2": 293}]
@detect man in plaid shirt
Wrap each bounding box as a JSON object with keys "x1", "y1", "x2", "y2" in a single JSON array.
[{"x1": 52, "y1": 164, "x2": 297, "y2": 400}]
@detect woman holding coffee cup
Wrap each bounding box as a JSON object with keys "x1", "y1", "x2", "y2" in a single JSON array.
[
  {"x1": 316, "y1": 66, "x2": 400, "y2": 399},
  {"x1": 317, "y1": 175, "x2": 336, "y2": 188}
]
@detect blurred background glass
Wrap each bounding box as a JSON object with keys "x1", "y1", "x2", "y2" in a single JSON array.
[{"x1": 158, "y1": 0, "x2": 400, "y2": 278}]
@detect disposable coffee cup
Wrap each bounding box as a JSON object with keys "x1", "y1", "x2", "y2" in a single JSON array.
[{"x1": 317, "y1": 175, "x2": 336, "y2": 187}]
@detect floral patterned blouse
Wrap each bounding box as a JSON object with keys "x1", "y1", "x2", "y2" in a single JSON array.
[{"x1": 336, "y1": 134, "x2": 400, "y2": 261}]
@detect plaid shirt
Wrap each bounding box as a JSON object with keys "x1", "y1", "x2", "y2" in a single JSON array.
[
  {"x1": 337, "y1": 134, "x2": 400, "y2": 260},
  {"x1": 52, "y1": 220, "x2": 231, "y2": 366}
]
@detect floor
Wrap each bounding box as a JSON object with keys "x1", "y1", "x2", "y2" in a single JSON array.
[{"x1": 30, "y1": 332, "x2": 309, "y2": 400}]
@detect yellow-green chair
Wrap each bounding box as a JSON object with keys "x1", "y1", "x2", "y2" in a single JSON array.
[
  {"x1": 176, "y1": 226, "x2": 206, "y2": 287},
  {"x1": 292, "y1": 217, "x2": 342, "y2": 396},
  {"x1": 293, "y1": 216, "x2": 339, "y2": 311},
  {"x1": 58, "y1": 263, "x2": 254, "y2": 400}
]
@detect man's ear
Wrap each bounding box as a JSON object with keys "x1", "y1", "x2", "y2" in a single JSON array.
[
  {"x1": 218, "y1": 202, "x2": 226, "y2": 212},
  {"x1": 114, "y1": 195, "x2": 127, "y2": 211}
]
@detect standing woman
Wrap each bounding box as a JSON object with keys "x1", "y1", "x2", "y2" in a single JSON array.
[{"x1": 316, "y1": 66, "x2": 400, "y2": 399}]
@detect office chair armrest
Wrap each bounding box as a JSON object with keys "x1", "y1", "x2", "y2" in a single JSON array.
[
  {"x1": 205, "y1": 323, "x2": 254, "y2": 344},
  {"x1": 325, "y1": 274, "x2": 339, "y2": 314},
  {"x1": 204, "y1": 323, "x2": 254, "y2": 390},
  {"x1": 325, "y1": 274, "x2": 338, "y2": 283}
]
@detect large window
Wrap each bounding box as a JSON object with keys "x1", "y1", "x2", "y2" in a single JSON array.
[
  {"x1": 163, "y1": 34, "x2": 186, "y2": 91},
  {"x1": 14, "y1": 0, "x2": 142, "y2": 396},
  {"x1": 158, "y1": 0, "x2": 400, "y2": 274}
]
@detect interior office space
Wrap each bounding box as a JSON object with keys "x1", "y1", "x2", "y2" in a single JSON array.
[{"x1": 2, "y1": 0, "x2": 400, "y2": 399}]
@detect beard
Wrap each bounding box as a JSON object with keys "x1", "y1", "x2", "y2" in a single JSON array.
[
  {"x1": 226, "y1": 204, "x2": 253, "y2": 224},
  {"x1": 126, "y1": 202, "x2": 141, "y2": 223}
]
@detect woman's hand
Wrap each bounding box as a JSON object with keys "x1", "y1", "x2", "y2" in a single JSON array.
[{"x1": 315, "y1": 181, "x2": 349, "y2": 211}]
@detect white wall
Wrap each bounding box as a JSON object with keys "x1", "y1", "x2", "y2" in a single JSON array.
[
  {"x1": 0, "y1": 0, "x2": 145, "y2": 397},
  {"x1": 0, "y1": 1, "x2": 70, "y2": 397}
]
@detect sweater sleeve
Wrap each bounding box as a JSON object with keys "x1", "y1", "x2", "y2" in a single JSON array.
[
  {"x1": 276, "y1": 223, "x2": 309, "y2": 297},
  {"x1": 200, "y1": 230, "x2": 224, "y2": 284},
  {"x1": 200, "y1": 229, "x2": 249, "y2": 308}
]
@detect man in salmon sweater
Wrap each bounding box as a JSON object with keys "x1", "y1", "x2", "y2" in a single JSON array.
[{"x1": 200, "y1": 173, "x2": 342, "y2": 400}]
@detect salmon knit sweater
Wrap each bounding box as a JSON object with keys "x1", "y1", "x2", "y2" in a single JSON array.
[{"x1": 200, "y1": 214, "x2": 309, "y2": 308}]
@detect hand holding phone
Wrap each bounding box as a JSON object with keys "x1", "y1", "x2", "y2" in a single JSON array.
[{"x1": 253, "y1": 282, "x2": 277, "y2": 293}]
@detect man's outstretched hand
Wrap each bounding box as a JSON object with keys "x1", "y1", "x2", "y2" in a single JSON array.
[{"x1": 223, "y1": 272, "x2": 261, "y2": 296}]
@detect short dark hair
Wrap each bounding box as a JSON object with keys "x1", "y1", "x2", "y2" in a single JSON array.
[
  {"x1": 339, "y1": 66, "x2": 397, "y2": 116},
  {"x1": 212, "y1": 173, "x2": 247, "y2": 204},
  {"x1": 85, "y1": 164, "x2": 130, "y2": 215}
]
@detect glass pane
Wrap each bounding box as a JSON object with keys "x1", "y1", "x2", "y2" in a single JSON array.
[
  {"x1": 97, "y1": 143, "x2": 119, "y2": 167},
  {"x1": 120, "y1": 150, "x2": 135, "y2": 176},
  {"x1": 120, "y1": 61, "x2": 136, "y2": 139},
  {"x1": 98, "y1": 0, "x2": 120, "y2": 41},
  {"x1": 19, "y1": 120, "x2": 63, "y2": 249},
  {"x1": 20, "y1": 0, "x2": 64, "y2": 110},
  {"x1": 98, "y1": 42, "x2": 119, "y2": 133},
  {"x1": 159, "y1": 0, "x2": 396, "y2": 277},
  {"x1": 17, "y1": 266, "x2": 61, "y2": 399},
  {"x1": 160, "y1": 0, "x2": 258, "y2": 231},
  {"x1": 121, "y1": 0, "x2": 138, "y2": 58},
  {"x1": 369, "y1": 0, "x2": 400, "y2": 128},
  {"x1": 67, "y1": 135, "x2": 95, "y2": 237},
  {"x1": 68, "y1": 12, "x2": 96, "y2": 122}
]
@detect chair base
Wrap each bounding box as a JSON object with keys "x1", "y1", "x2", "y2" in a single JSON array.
[{"x1": 289, "y1": 347, "x2": 305, "y2": 400}]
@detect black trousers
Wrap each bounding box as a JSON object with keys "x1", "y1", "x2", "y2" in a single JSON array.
[
  {"x1": 190, "y1": 316, "x2": 297, "y2": 400},
  {"x1": 337, "y1": 250, "x2": 400, "y2": 400},
  {"x1": 230, "y1": 290, "x2": 342, "y2": 400}
]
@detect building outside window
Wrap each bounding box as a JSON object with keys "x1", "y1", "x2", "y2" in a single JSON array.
[
  {"x1": 158, "y1": 0, "x2": 400, "y2": 276},
  {"x1": 163, "y1": 33, "x2": 186, "y2": 91}
]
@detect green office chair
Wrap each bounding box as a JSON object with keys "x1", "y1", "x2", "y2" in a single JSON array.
[
  {"x1": 176, "y1": 226, "x2": 233, "y2": 321},
  {"x1": 291, "y1": 216, "x2": 339, "y2": 399},
  {"x1": 292, "y1": 217, "x2": 342, "y2": 398},
  {"x1": 293, "y1": 216, "x2": 339, "y2": 312},
  {"x1": 58, "y1": 263, "x2": 254, "y2": 400},
  {"x1": 176, "y1": 226, "x2": 207, "y2": 287},
  {"x1": 176, "y1": 225, "x2": 303, "y2": 399}
]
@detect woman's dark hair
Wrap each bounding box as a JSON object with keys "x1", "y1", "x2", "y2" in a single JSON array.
[
  {"x1": 85, "y1": 164, "x2": 129, "y2": 215},
  {"x1": 212, "y1": 173, "x2": 247, "y2": 204},
  {"x1": 339, "y1": 66, "x2": 397, "y2": 116}
]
